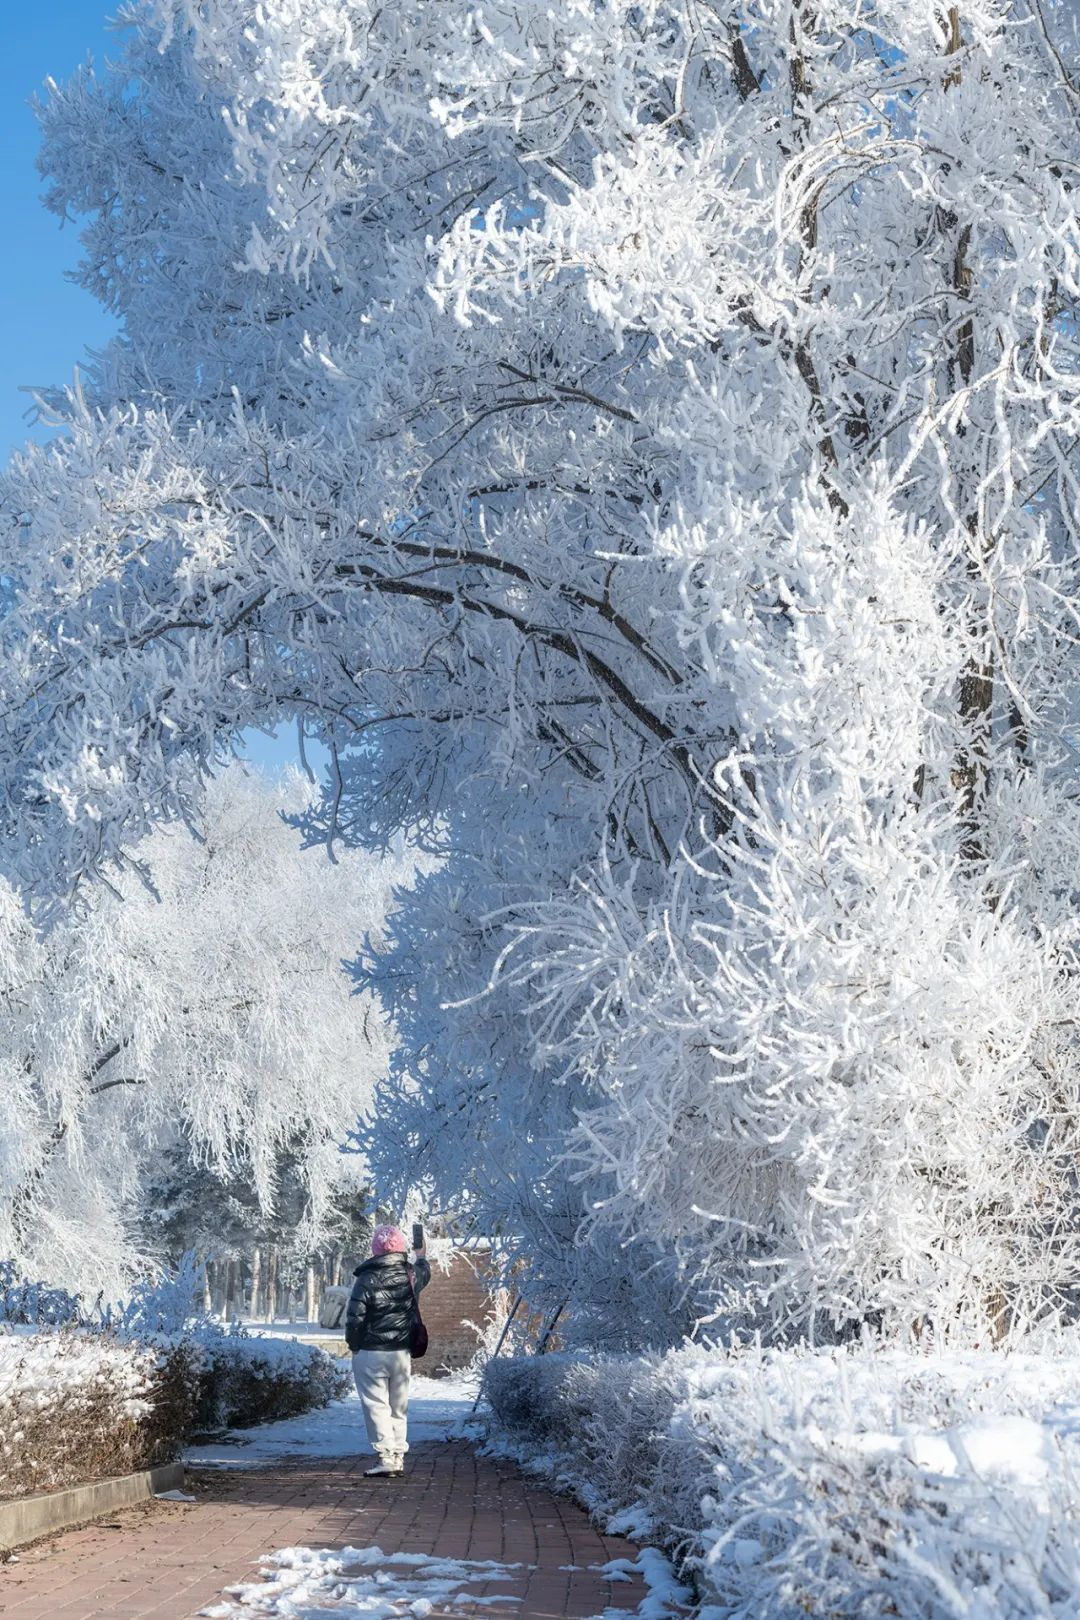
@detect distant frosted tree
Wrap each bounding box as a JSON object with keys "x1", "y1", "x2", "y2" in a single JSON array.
[
  {"x1": 141, "y1": 1133, "x2": 375, "y2": 1316},
  {"x1": 1, "y1": 0, "x2": 1079, "y2": 1338},
  {"x1": 0, "y1": 767, "x2": 410, "y2": 1297}
]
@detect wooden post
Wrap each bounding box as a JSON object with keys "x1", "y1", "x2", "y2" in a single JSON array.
[
  {"x1": 470, "y1": 1295, "x2": 524, "y2": 1413},
  {"x1": 536, "y1": 1300, "x2": 567, "y2": 1355}
]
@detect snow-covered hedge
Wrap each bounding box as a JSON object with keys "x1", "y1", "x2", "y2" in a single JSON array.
[
  {"x1": 0, "y1": 1327, "x2": 348, "y2": 1503},
  {"x1": 191, "y1": 1331, "x2": 350, "y2": 1433},
  {"x1": 113, "y1": 1258, "x2": 350, "y2": 1431},
  {"x1": 0, "y1": 1332, "x2": 195, "y2": 1501},
  {"x1": 483, "y1": 1346, "x2": 1080, "y2": 1618}
]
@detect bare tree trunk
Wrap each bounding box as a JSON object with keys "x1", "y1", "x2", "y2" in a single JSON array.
[
  {"x1": 331, "y1": 1250, "x2": 343, "y2": 1288},
  {"x1": 266, "y1": 1245, "x2": 279, "y2": 1323},
  {"x1": 225, "y1": 1257, "x2": 239, "y2": 1321},
  {"x1": 305, "y1": 1262, "x2": 317, "y2": 1323},
  {"x1": 201, "y1": 1257, "x2": 212, "y2": 1314},
  {"x1": 249, "y1": 1246, "x2": 262, "y2": 1324}
]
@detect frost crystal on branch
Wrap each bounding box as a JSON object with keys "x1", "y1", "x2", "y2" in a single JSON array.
[{"x1": 1, "y1": 0, "x2": 1079, "y2": 1339}]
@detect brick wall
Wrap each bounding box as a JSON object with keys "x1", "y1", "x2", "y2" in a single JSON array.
[{"x1": 417, "y1": 1250, "x2": 495, "y2": 1373}]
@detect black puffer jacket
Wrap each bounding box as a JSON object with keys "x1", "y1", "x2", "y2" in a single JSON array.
[{"x1": 345, "y1": 1252, "x2": 431, "y2": 1353}]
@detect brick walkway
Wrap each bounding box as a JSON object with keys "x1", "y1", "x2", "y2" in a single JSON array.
[{"x1": 0, "y1": 1442, "x2": 651, "y2": 1619}]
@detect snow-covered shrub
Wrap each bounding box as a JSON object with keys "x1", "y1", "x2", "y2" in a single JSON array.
[
  {"x1": 0, "y1": 1263, "x2": 84, "y2": 1327},
  {"x1": 0, "y1": 1332, "x2": 198, "y2": 1501},
  {"x1": 484, "y1": 1347, "x2": 1080, "y2": 1617},
  {"x1": 0, "y1": 1323, "x2": 346, "y2": 1500},
  {"x1": 484, "y1": 1351, "x2": 703, "y2": 1540},
  {"x1": 115, "y1": 1251, "x2": 211, "y2": 1337},
  {"x1": 483, "y1": 1351, "x2": 681, "y2": 1527},
  {"x1": 189, "y1": 1330, "x2": 349, "y2": 1433},
  {"x1": 0, "y1": 1254, "x2": 346, "y2": 1499},
  {"x1": 116, "y1": 1254, "x2": 350, "y2": 1431}
]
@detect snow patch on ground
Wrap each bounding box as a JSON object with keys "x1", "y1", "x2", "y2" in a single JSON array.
[
  {"x1": 238, "y1": 1318, "x2": 349, "y2": 1342},
  {"x1": 593, "y1": 1550, "x2": 695, "y2": 1619},
  {"x1": 197, "y1": 1545, "x2": 525, "y2": 1618},
  {"x1": 197, "y1": 1543, "x2": 691, "y2": 1620},
  {"x1": 186, "y1": 1374, "x2": 477, "y2": 1467}
]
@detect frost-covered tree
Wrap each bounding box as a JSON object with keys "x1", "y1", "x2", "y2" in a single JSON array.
[
  {"x1": 0, "y1": 766, "x2": 410, "y2": 1298},
  {"x1": 141, "y1": 1133, "x2": 376, "y2": 1318},
  {"x1": 1, "y1": 0, "x2": 1079, "y2": 1339}
]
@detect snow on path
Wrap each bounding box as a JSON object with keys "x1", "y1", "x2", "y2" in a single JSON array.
[
  {"x1": 186, "y1": 1374, "x2": 477, "y2": 1468},
  {"x1": 196, "y1": 1545, "x2": 692, "y2": 1620},
  {"x1": 185, "y1": 1374, "x2": 692, "y2": 1617},
  {"x1": 197, "y1": 1545, "x2": 525, "y2": 1618}
]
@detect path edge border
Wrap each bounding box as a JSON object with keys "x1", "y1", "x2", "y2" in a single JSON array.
[{"x1": 0, "y1": 1461, "x2": 185, "y2": 1551}]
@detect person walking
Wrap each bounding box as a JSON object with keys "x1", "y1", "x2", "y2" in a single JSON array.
[{"x1": 345, "y1": 1224, "x2": 431, "y2": 1477}]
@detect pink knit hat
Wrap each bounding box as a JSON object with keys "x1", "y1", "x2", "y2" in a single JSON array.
[{"x1": 371, "y1": 1224, "x2": 408, "y2": 1256}]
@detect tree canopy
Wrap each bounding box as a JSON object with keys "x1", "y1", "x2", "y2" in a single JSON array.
[{"x1": 2, "y1": 0, "x2": 1079, "y2": 1339}]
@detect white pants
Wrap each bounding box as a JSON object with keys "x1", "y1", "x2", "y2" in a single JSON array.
[{"x1": 352, "y1": 1349, "x2": 412, "y2": 1462}]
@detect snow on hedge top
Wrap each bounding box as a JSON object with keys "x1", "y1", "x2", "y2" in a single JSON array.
[
  {"x1": 0, "y1": 1319, "x2": 336, "y2": 1413},
  {"x1": 199, "y1": 1329, "x2": 345, "y2": 1376},
  {"x1": 0, "y1": 1331, "x2": 155, "y2": 1421}
]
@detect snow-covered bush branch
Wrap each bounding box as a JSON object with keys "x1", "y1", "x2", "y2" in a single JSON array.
[
  {"x1": 1, "y1": 0, "x2": 1079, "y2": 1337},
  {"x1": 0, "y1": 1262, "x2": 85, "y2": 1328},
  {"x1": 484, "y1": 1345, "x2": 1080, "y2": 1618}
]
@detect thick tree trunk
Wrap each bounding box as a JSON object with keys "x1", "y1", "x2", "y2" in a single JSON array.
[
  {"x1": 937, "y1": 17, "x2": 994, "y2": 880},
  {"x1": 941, "y1": 15, "x2": 1006, "y2": 1341}
]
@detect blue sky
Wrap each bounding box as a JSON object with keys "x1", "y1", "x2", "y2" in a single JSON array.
[
  {"x1": 1, "y1": 1, "x2": 119, "y2": 463},
  {"x1": 2, "y1": 4, "x2": 325, "y2": 781}
]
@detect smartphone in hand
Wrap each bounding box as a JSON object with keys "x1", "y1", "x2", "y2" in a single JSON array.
[{"x1": 412, "y1": 1222, "x2": 425, "y2": 1251}]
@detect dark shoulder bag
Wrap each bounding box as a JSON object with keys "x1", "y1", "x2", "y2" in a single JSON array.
[{"x1": 408, "y1": 1267, "x2": 429, "y2": 1360}]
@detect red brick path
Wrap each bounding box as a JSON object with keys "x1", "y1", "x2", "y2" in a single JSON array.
[{"x1": 0, "y1": 1442, "x2": 651, "y2": 1619}]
